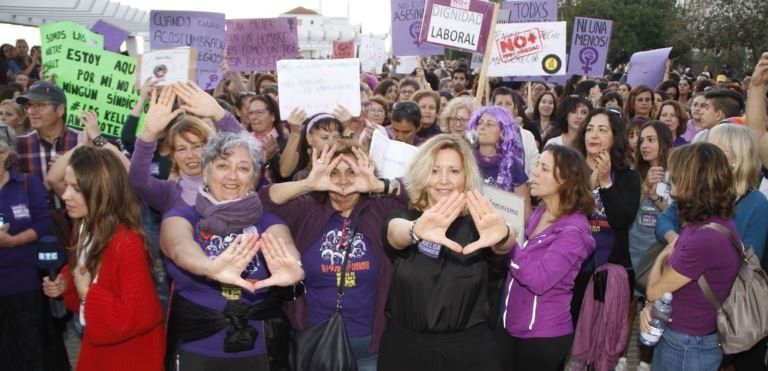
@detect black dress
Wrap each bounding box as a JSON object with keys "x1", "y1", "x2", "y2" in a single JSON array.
[{"x1": 377, "y1": 209, "x2": 503, "y2": 371}]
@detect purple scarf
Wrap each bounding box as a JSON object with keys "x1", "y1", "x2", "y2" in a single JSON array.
[{"x1": 194, "y1": 189, "x2": 263, "y2": 236}]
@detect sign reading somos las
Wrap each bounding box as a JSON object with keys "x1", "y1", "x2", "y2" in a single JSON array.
[
  {"x1": 419, "y1": 0, "x2": 495, "y2": 53},
  {"x1": 40, "y1": 22, "x2": 140, "y2": 137}
]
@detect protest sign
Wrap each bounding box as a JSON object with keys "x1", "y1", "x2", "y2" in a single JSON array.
[
  {"x1": 277, "y1": 59, "x2": 362, "y2": 120},
  {"x1": 498, "y1": 0, "x2": 557, "y2": 23},
  {"x1": 420, "y1": 0, "x2": 495, "y2": 53},
  {"x1": 396, "y1": 56, "x2": 419, "y2": 74},
  {"x1": 470, "y1": 52, "x2": 484, "y2": 69},
  {"x1": 567, "y1": 17, "x2": 612, "y2": 77},
  {"x1": 391, "y1": 0, "x2": 444, "y2": 56},
  {"x1": 359, "y1": 36, "x2": 388, "y2": 74},
  {"x1": 502, "y1": 75, "x2": 568, "y2": 85},
  {"x1": 333, "y1": 39, "x2": 355, "y2": 59},
  {"x1": 369, "y1": 129, "x2": 418, "y2": 178},
  {"x1": 137, "y1": 47, "x2": 196, "y2": 86},
  {"x1": 225, "y1": 18, "x2": 299, "y2": 72},
  {"x1": 149, "y1": 10, "x2": 225, "y2": 89},
  {"x1": 482, "y1": 186, "x2": 525, "y2": 245},
  {"x1": 487, "y1": 21, "x2": 567, "y2": 77},
  {"x1": 627, "y1": 47, "x2": 672, "y2": 88},
  {"x1": 41, "y1": 22, "x2": 140, "y2": 137},
  {"x1": 90, "y1": 20, "x2": 129, "y2": 52}
]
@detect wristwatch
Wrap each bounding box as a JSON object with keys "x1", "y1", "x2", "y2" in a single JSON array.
[{"x1": 92, "y1": 134, "x2": 107, "y2": 147}]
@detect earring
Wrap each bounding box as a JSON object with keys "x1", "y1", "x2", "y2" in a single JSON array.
[{"x1": 203, "y1": 183, "x2": 209, "y2": 192}]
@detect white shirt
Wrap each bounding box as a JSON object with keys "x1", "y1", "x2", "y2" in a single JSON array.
[{"x1": 521, "y1": 128, "x2": 540, "y2": 178}]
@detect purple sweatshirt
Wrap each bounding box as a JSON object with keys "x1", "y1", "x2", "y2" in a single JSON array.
[
  {"x1": 503, "y1": 207, "x2": 596, "y2": 338},
  {"x1": 129, "y1": 112, "x2": 243, "y2": 213}
]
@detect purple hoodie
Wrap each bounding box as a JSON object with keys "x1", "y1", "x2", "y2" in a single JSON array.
[{"x1": 502, "y1": 207, "x2": 596, "y2": 338}]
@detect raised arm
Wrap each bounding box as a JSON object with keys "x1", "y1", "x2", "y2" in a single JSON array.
[
  {"x1": 746, "y1": 52, "x2": 768, "y2": 167},
  {"x1": 279, "y1": 108, "x2": 307, "y2": 178}
]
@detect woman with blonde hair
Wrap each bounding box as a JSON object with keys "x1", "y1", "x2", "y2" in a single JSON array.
[
  {"x1": 378, "y1": 134, "x2": 512, "y2": 370},
  {"x1": 0, "y1": 99, "x2": 29, "y2": 135}
]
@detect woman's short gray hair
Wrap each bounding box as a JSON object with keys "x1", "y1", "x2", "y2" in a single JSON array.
[
  {"x1": 0, "y1": 124, "x2": 17, "y2": 170},
  {"x1": 202, "y1": 131, "x2": 263, "y2": 177}
]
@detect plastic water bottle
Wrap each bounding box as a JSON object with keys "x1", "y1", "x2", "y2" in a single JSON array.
[{"x1": 639, "y1": 292, "x2": 673, "y2": 347}]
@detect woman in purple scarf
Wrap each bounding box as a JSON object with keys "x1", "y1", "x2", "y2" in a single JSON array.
[
  {"x1": 160, "y1": 132, "x2": 303, "y2": 371},
  {"x1": 467, "y1": 106, "x2": 532, "y2": 221}
]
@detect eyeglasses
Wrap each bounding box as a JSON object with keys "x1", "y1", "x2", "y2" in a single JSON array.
[
  {"x1": 248, "y1": 109, "x2": 269, "y2": 116},
  {"x1": 392, "y1": 102, "x2": 420, "y2": 114},
  {"x1": 448, "y1": 117, "x2": 468, "y2": 126},
  {"x1": 399, "y1": 89, "x2": 416, "y2": 95},
  {"x1": 368, "y1": 107, "x2": 385, "y2": 115},
  {"x1": 23, "y1": 102, "x2": 56, "y2": 111},
  {"x1": 238, "y1": 92, "x2": 257, "y2": 97}
]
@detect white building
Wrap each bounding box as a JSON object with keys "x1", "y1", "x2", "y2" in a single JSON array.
[{"x1": 279, "y1": 6, "x2": 371, "y2": 59}]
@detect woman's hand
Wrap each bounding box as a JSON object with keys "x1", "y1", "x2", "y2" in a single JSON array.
[
  {"x1": 333, "y1": 105, "x2": 353, "y2": 125},
  {"x1": 591, "y1": 150, "x2": 612, "y2": 188},
  {"x1": 205, "y1": 233, "x2": 261, "y2": 292},
  {"x1": 262, "y1": 135, "x2": 279, "y2": 161},
  {"x1": 252, "y1": 233, "x2": 304, "y2": 290},
  {"x1": 42, "y1": 274, "x2": 67, "y2": 298},
  {"x1": 0, "y1": 224, "x2": 14, "y2": 247},
  {"x1": 413, "y1": 192, "x2": 466, "y2": 253},
  {"x1": 463, "y1": 190, "x2": 514, "y2": 254},
  {"x1": 79, "y1": 110, "x2": 101, "y2": 144},
  {"x1": 644, "y1": 166, "x2": 665, "y2": 197},
  {"x1": 639, "y1": 303, "x2": 653, "y2": 334},
  {"x1": 137, "y1": 77, "x2": 158, "y2": 102},
  {"x1": 341, "y1": 146, "x2": 381, "y2": 195},
  {"x1": 72, "y1": 266, "x2": 93, "y2": 299},
  {"x1": 174, "y1": 81, "x2": 226, "y2": 121},
  {"x1": 286, "y1": 107, "x2": 307, "y2": 133},
  {"x1": 140, "y1": 86, "x2": 183, "y2": 142},
  {"x1": 303, "y1": 144, "x2": 344, "y2": 193}
]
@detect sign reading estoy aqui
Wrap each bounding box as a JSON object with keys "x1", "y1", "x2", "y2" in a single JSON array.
[
  {"x1": 333, "y1": 39, "x2": 355, "y2": 59},
  {"x1": 225, "y1": 18, "x2": 299, "y2": 72},
  {"x1": 487, "y1": 21, "x2": 567, "y2": 77},
  {"x1": 419, "y1": 0, "x2": 495, "y2": 53},
  {"x1": 567, "y1": 17, "x2": 613, "y2": 77},
  {"x1": 498, "y1": 0, "x2": 557, "y2": 23},
  {"x1": 41, "y1": 22, "x2": 139, "y2": 137},
  {"x1": 390, "y1": 0, "x2": 444, "y2": 56},
  {"x1": 150, "y1": 10, "x2": 225, "y2": 90}
]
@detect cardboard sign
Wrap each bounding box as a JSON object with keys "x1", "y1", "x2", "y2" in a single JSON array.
[
  {"x1": 90, "y1": 19, "x2": 129, "y2": 52},
  {"x1": 419, "y1": 0, "x2": 495, "y2": 53},
  {"x1": 391, "y1": 0, "x2": 445, "y2": 56},
  {"x1": 396, "y1": 56, "x2": 419, "y2": 75},
  {"x1": 567, "y1": 17, "x2": 613, "y2": 77},
  {"x1": 333, "y1": 39, "x2": 355, "y2": 59},
  {"x1": 482, "y1": 186, "x2": 525, "y2": 246},
  {"x1": 40, "y1": 22, "x2": 140, "y2": 137},
  {"x1": 149, "y1": 10, "x2": 226, "y2": 89},
  {"x1": 277, "y1": 58, "x2": 362, "y2": 119},
  {"x1": 487, "y1": 21, "x2": 566, "y2": 77},
  {"x1": 498, "y1": 0, "x2": 557, "y2": 23},
  {"x1": 225, "y1": 18, "x2": 299, "y2": 72},
  {"x1": 359, "y1": 36, "x2": 388, "y2": 74},
  {"x1": 627, "y1": 47, "x2": 673, "y2": 89},
  {"x1": 137, "y1": 47, "x2": 197, "y2": 86},
  {"x1": 369, "y1": 129, "x2": 418, "y2": 178}
]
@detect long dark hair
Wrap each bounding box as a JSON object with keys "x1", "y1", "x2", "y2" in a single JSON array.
[
  {"x1": 634, "y1": 120, "x2": 673, "y2": 181},
  {"x1": 296, "y1": 113, "x2": 344, "y2": 174},
  {"x1": 69, "y1": 147, "x2": 150, "y2": 278},
  {"x1": 576, "y1": 108, "x2": 630, "y2": 171},
  {"x1": 543, "y1": 95, "x2": 592, "y2": 145}
]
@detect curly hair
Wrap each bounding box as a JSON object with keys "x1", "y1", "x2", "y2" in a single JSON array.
[
  {"x1": 467, "y1": 106, "x2": 527, "y2": 190},
  {"x1": 668, "y1": 143, "x2": 735, "y2": 224},
  {"x1": 576, "y1": 108, "x2": 631, "y2": 171}
]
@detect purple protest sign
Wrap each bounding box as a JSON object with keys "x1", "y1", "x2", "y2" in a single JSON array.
[
  {"x1": 419, "y1": 0, "x2": 495, "y2": 53},
  {"x1": 498, "y1": 0, "x2": 557, "y2": 23},
  {"x1": 150, "y1": 10, "x2": 225, "y2": 89},
  {"x1": 567, "y1": 17, "x2": 612, "y2": 77},
  {"x1": 225, "y1": 18, "x2": 299, "y2": 72},
  {"x1": 90, "y1": 20, "x2": 129, "y2": 52},
  {"x1": 627, "y1": 47, "x2": 672, "y2": 89},
  {"x1": 391, "y1": 0, "x2": 444, "y2": 56}
]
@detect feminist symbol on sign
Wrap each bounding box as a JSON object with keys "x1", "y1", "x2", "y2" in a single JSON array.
[
  {"x1": 579, "y1": 46, "x2": 599, "y2": 74},
  {"x1": 205, "y1": 74, "x2": 219, "y2": 90},
  {"x1": 410, "y1": 22, "x2": 422, "y2": 46}
]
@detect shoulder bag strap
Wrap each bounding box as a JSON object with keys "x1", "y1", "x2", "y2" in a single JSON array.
[
  {"x1": 335, "y1": 216, "x2": 359, "y2": 312},
  {"x1": 697, "y1": 222, "x2": 742, "y2": 311}
]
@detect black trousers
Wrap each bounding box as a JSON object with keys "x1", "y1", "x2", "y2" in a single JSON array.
[
  {"x1": 378, "y1": 324, "x2": 501, "y2": 371},
  {"x1": 495, "y1": 329, "x2": 573, "y2": 371}
]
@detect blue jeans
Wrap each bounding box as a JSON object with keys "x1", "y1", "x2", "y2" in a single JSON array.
[
  {"x1": 652, "y1": 327, "x2": 722, "y2": 371},
  {"x1": 349, "y1": 335, "x2": 378, "y2": 371}
]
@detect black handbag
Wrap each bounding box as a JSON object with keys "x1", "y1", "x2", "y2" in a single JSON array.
[{"x1": 288, "y1": 239, "x2": 357, "y2": 371}]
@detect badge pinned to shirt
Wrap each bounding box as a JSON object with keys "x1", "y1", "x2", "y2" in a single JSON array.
[
  {"x1": 11, "y1": 204, "x2": 31, "y2": 219},
  {"x1": 418, "y1": 240, "x2": 442, "y2": 259}
]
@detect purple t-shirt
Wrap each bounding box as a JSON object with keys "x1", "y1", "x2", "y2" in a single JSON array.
[
  {"x1": 302, "y1": 214, "x2": 379, "y2": 337},
  {"x1": 164, "y1": 205, "x2": 284, "y2": 358},
  {"x1": 668, "y1": 217, "x2": 741, "y2": 336},
  {"x1": 681, "y1": 119, "x2": 702, "y2": 142},
  {"x1": 476, "y1": 153, "x2": 501, "y2": 187}
]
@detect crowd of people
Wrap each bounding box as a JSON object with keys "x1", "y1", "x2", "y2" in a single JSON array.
[{"x1": 2, "y1": 33, "x2": 768, "y2": 371}]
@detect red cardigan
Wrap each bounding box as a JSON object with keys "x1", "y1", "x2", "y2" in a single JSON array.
[{"x1": 62, "y1": 225, "x2": 165, "y2": 371}]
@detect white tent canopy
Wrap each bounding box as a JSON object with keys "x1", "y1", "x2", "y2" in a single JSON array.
[{"x1": 0, "y1": 0, "x2": 148, "y2": 34}]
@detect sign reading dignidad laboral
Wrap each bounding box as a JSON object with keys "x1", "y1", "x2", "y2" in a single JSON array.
[{"x1": 419, "y1": 0, "x2": 495, "y2": 53}]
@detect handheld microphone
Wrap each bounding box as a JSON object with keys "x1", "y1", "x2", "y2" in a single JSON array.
[{"x1": 37, "y1": 236, "x2": 67, "y2": 318}]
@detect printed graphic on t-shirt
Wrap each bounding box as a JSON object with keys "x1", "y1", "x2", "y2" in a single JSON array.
[
  {"x1": 590, "y1": 188, "x2": 610, "y2": 233},
  {"x1": 198, "y1": 227, "x2": 261, "y2": 300},
  {"x1": 319, "y1": 227, "x2": 370, "y2": 288}
]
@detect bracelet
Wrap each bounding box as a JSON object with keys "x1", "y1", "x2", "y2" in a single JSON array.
[
  {"x1": 651, "y1": 195, "x2": 661, "y2": 202},
  {"x1": 92, "y1": 134, "x2": 107, "y2": 147},
  {"x1": 410, "y1": 219, "x2": 421, "y2": 245},
  {"x1": 389, "y1": 178, "x2": 399, "y2": 196},
  {"x1": 380, "y1": 178, "x2": 390, "y2": 195},
  {"x1": 493, "y1": 225, "x2": 512, "y2": 250}
]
